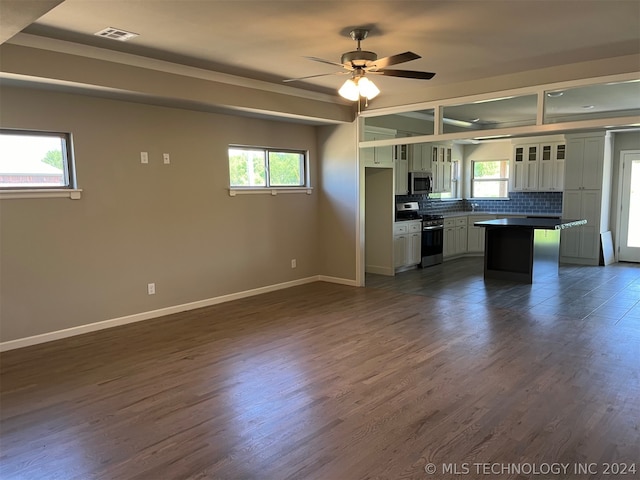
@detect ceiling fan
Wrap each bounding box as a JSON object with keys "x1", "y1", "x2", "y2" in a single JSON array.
[{"x1": 284, "y1": 28, "x2": 436, "y2": 102}]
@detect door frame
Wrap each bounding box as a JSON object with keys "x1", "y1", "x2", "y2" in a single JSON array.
[{"x1": 615, "y1": 149, "x2": 640, "y2": 262}]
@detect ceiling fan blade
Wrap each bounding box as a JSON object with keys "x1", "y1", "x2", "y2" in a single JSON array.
[
  {"x1": 369, "y1": 51, "x2": 421, "y2": 69},
  {"x1": 369, "y1": 69, "x2": 436, "y2": 80},
  {"x1": 283, "y1": 71, "x2": 349, "y2": 83},
  {"x1": 304, "y1": 56, "x2": 346, "y2": 68}
]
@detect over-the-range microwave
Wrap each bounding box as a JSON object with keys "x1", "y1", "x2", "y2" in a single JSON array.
[{"x1": 409, "y1": 171, "x2": 433, "y2": 195}]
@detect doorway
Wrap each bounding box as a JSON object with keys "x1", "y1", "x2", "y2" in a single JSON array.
[{"x1": 618, "y1": 150, "x2": 640, "y2": 263}]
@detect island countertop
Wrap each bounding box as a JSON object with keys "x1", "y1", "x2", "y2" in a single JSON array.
[{"x1": 474, "y1": 218, "x2": 587, "y2": 230}]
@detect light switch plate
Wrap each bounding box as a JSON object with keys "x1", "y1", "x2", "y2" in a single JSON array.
[
  {"x1": 163, "y1": 153, "x2": 170, "y2": 164},
  {"x1": 141, "y1": 151, "x2": 149, "y2": 164}
]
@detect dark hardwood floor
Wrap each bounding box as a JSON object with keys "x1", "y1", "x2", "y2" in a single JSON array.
[{"x1": 1, "y1": 258, "x2": 639, "y2": 479}]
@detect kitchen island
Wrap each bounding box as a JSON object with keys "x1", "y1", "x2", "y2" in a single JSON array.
[{"x1": 474, "y1": 218, "x2": 586, "y2": 283}]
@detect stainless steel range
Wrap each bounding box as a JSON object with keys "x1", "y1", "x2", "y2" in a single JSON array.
[
  {"x1": 395, "y1": 202, "x2": 444, "y2": 268},
  {"x1": 420, "y1": 214, "x2": 444, "y2": 267}
]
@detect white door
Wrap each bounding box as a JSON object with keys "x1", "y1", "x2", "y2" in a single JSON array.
[{"x1": 619, "y1": 151, "x2": 640, "y2": 262}]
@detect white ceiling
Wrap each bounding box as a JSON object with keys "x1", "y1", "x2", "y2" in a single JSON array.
[{"x1": 2, "y1": 0, "x2": 640, "y2": 115}]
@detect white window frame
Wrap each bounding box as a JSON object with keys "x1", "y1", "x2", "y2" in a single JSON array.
[
  {"x1": 0, "y1": 129, "x2": 82, "y2": 200},
  {"x1": 471, "y1": 159, "x2": 510, "y2": 199},
  {"x1": 440, "y1": 159, "x2": 460, "y2": 200},
  {"x1": 228, "y1": 145, "x2": 312, "y2": 196}
]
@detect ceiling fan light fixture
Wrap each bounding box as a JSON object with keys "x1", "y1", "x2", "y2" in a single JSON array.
[
  {"x1": 339, "y1": 78, "x2": 361, "y2": 101},
  {"x1": 358, "y1": 76, "x2": 380, "y2": 100},
  {"x1": 339, "y1": 75, "x2": 380, "y2": 101}
]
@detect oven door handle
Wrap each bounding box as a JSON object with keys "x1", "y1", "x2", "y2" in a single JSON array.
[{"x1": 422, "y1": 225, "x2": 444, "y2": 231}]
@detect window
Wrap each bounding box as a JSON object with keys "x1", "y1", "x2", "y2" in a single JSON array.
[
  {"x1": 0, "y1": 129, "x2": 76, "y2": 189},
  {"x1": 228, "y1": 146, "x2": 307, "y2": 188},
  {"x1": 440, "y1": 160, "x2": 460, "y2": 199},
  {"x1": 471, "y1": 160, "x2": 509, "y2": 198}
]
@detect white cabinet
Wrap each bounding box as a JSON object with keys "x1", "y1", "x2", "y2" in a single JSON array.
[
  {"x1": 394, "y1": 221, "x2": 422, "y2": 270},
  {"x1": 560, "y1": 132, "x2": 612, "y2": 265},
  {"x1": 409, "y1": 144, "x2": 451, "y2": 193},
  {"x1": 564, "y1": 136, "x2": 604, "y2": 190},
  {"x1": 432, "y1": 145, "x2": 452, "y2": 193},
  {"x1": 560, "y1": 190, "x2": 601, "y2": 259},
  {"x1": 467, "y1": 215, "x2": 496, "y2": 253},
  {"x1": 442, "y1": 146, "x2": 452, "y2": 192},
  {"x1": 443, "y1": 219, "x2": 455, "y2": 257},
  {"x1": 362, "y1": 127, "x2": 395, "y2": 168},
  {"x1": 511, "y1": 143, "x2": 539, "y2": 191},
  {"x1": 394, "y1": 145, "x2": 409, "y2": 195},
  {"x1": 431, "y1": 145, "x2": 451, "y2": 193},
  {"x1": 409, "y1": 143, "x2": 431, "y2": 172},
  {"x1": 538, "y1": 143, "x2": 566, "y2": 191},
  {"x1": 454, "y1": 217, "x2": 468, "y2": 255},
  {"x1": 409, "y1": 229, "x2": 422, "y2": 266},
  {"x1": 444, "y1": 217, "x2": 467, "y2": 258},
  {"x1": 511, "y1": 141, "x2": 565, "y2": 192}
]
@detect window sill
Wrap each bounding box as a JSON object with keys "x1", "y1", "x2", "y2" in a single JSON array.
[
  {"x1": 229, "y1": 187, "x2": 313, "y2": 196},
  {"x1": 0, "y1": 188, "x2": 82, "y2": 200}
]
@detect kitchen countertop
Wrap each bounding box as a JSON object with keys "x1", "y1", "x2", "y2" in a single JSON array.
[
  {"x1": 395, "y1": 212, "x2": 564, "y2": 222},
  {"x1": 474, "y1": 217, "x2": 586, "y2": 230},
  {"x1": 443, "y1": 211, "x2": 562, "y2": 218}
]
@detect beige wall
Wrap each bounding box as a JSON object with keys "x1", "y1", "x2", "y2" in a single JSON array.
[
  {"x1": 0, "y1": 86, "x2": 327, "y2": 342},
  {"x1": 317, "y1": 123, "x2": 359, "y2": 282},
  {"x1": 610, "y1": 131, "x2": 640, "y2": 244}
]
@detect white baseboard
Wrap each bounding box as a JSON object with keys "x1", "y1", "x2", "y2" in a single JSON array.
[
  {"x1": 0, "y1": 274, "x2": 357, "y2": 352},
  {"x1": 559, "y1": 256, "x2": 599, "y2": 266},
  {"x1": 317, "y1": 275, "x2": 359, "y2": 287},
  {"x1": 365, "y1": 265, "x2": 394, "y2": 276}
]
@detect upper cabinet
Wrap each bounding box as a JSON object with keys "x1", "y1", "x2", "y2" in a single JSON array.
[
  {"x1": 538, "y1": 143, "x2": 566, "y2": 191},
  {"x1": 362, "y1": 126, "x2": 395, "y2": 168},
  {"x1": 564, "y1": 136, "x2": 605, "y2": 190},
  {"x1": 510, "y1": 139, "x2": 565, "y2": 192},
  {"x1": 409, "y1": 143, "x2": 452, "y2": 193},
  {"x1": 409, "y1": 143, "x2": 431, "y2": 172},
  {"x1": 511, "y1": 144, "x2": 539, "y2": 191},
  {"x1": 394, "y1": 144, "x2": 409, "y2": 195}
]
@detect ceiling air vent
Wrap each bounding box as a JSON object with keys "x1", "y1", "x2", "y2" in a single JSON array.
[{"x1": 94, "y1": 27, "x2": 139, "y2": 42}]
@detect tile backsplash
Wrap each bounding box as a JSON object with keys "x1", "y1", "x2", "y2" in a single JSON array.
[{"x1": 396, "y1": 191, "x2": 563, "y2": 216}]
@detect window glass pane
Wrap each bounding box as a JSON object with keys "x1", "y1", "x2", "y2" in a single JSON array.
[
  {"x1": 440, "y1": 160, "x2": 458, "y2": 199},
  {"x1": 473, "y1": 160, "x2": 509, "y2": 179},
  {"x1": 544, "y1": 80, "x2": 640, "y2": 124},
  {"x1": 443, "y1": 94, "x2": 537, "y2": 135},
  {"x1": 472, "y1": 180, "x2": 509, "y2": 198},
  {"x1": 628, "y1": 159, "x2": 640, "y2": 247},
  {"x1": 228, "y1": 148, "x2": 266, "y2": 187},
  {"x1": 268, "y1": 151, "x2": 304, "y2": 186},
  {"x1": 363, "y1": 109, "x2": 435, "y2": 137},
  {"x1": 0, "y1": 131, "x2": 69, "y2": 188},
  {"x1": 472, "y1": 159, "x2": 509, "y2": 198}
]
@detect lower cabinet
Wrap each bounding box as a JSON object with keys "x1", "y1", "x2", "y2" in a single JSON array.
[
  {"x1": 394, "y1": 221, "x2": 422, "y2": 271},
  {"x1": 467, "y1": 215, "x2": 497, "y2": 252},
  {"x1": 560, "y1": 189, "x2": 601, "y2": 263},
  {"x1": 444, "y1": 217, "x2": 468, "y2": 258}
]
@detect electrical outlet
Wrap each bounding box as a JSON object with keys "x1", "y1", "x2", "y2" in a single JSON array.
[
  {"x1": 140, "y1": 151, "x2": 149, "y2": 164},
  {"x1": 163, "y1": 153, "x2": 170, "y2": 164},
  {"x1": 147, "y1": 282, "x2": 156, "y2": 295},
  {"x1": 291, "y1": 259, "x2": 297, "y2": 268}
]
